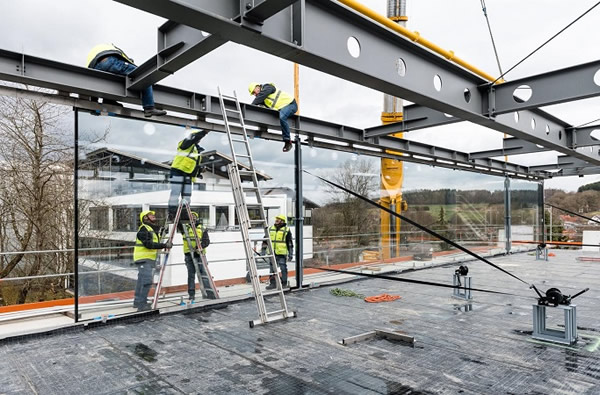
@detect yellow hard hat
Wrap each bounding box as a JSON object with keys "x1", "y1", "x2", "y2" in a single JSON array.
[
  {"x1": 191, "y1": 211, "x2": 199, "y2": 219},
  {"x1": 248, "y1": 82, "x2": 260, "y2": 94},
  {"x1": 275, "y1": 214, "x2": 286, "y2": 222},
  {"x1": 139, "y1": 210, "x2": 155, "y2": 223}
]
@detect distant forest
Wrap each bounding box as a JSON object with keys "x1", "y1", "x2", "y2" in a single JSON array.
[{"x1": 402, "y1": 189, "x2": 538, "y2": 209}]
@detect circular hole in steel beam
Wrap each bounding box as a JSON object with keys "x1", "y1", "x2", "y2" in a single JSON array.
[
  {"x1": 396, "y1": 58, "x2": 406, "y2": 77},
  {"x1": 433, "y1": 74, "x2": 442, "y2": 92},
  {"x1": 347, "y1": 37, "x2": 361, "y2": 58},
  {"x1": 464, "y1": 88, "x2": 471, "y2": 103},
  {"x1": 513, "y1": 85, "x2": 533, "y2": 103}
]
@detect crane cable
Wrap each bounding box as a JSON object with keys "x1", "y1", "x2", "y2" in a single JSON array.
[
  {"x1": 304, "y1": 170, "x2": 531, "y2": 286},
  {"x1": 492, "y1": 1, "x2": 600, "y2": 84},
  {"x1": 479, "y1": 0, "x2": 504, "y2": 76}
]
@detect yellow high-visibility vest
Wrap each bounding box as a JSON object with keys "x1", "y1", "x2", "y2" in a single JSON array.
[
  {"x1": 182, "y1": 224, "x2": 206, "y2": 254},
  {"x1": 269, "y1": 225, "x2": 290, "y2": 256},
  {"x1": 171, "y1": 141, "x2": 201, "y2": 174},
  {"x1": 263, "y1": 86, "x2": 294, "y2": 110},
  {"x1": 133, "y1": 224, "x2": 160, "y2": 262},
  {"x1": 86, "y1": 44, "x2": 134, "y2": 68}
]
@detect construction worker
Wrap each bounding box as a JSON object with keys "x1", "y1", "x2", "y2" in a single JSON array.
[
  {"x1": 133, "y1": 210, "x2": 172, "y2": 311},
  {"x1": 86, "y1": 44, "x2": 167, "y2": 118},
  {"x1": 167, "y1": 129, "x2": 209, "y2": 221},
  {"x1": 248, "y1": 82, "x2": 297, "y2": 152},
  {"x1": 263, "y1": 214, "x2": 294, "y2": 289},
  {"x1": 179, "y1": 212, "x2": 212, "y2": 302}
]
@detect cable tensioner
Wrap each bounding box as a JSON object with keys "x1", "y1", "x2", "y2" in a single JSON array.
[{"x1": 530, "y1": 284, "x2": 589, "y2": 307}]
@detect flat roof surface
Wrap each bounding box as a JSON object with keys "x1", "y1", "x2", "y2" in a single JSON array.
[{"x1": 1, "y1": 249, "x2": 599, "y2": 394}]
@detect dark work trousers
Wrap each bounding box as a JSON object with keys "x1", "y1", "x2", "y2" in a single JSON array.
[
  {"x1": 133, "y1": 259, "x2": 154, "y2": 307},
  {"x1": 269, "y1": 255, "x2": 288, "y2": 285},
  {"x1": 185, "y1": 252, "x2": 215, "y2": 299},
  {"x1": 168, "y1": 174, "x2": 192, "y2": 217}
]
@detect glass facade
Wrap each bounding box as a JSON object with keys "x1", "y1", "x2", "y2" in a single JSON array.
[{"x1": 0, "y1": 106, "x2": 543, "y2": 323}]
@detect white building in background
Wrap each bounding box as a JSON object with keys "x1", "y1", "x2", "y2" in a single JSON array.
[{"x1": 78, "y1": 148, "x2": 316, "y2": 291}]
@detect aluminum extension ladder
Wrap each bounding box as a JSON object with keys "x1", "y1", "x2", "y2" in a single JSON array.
[
  {"x1": 217, "y1": 87, "x2": 296, "y2": 327},
  {"x1": 152, "y1": 200, "x2": 218, "y2": 309}
]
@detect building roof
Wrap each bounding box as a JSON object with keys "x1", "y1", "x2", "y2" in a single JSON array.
[
  {"x1": 80, "y1": 148, "x2": 271, "y2": 182},
  {"x1": 262, "y1": 186, "x2": 320, "y2": 208},
  {"x1": 1, "y1": 249, "x2": 598, "y2": 393}
]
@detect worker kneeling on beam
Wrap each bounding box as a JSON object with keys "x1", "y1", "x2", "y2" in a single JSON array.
[
  {"x1": 86, "y1": 43, "x2": 167, "y2": 118},
  {"x1": 262, "y1": 214, "x2": 294, "y2": 289},
  {"x1": 248, "y1": 82, "x2": 297, "y2": 152},
  {"x1": 179, "y1": 211, "x2": 212, "y2": 302},
  {"x1": 133, "y1": 210, "x2": 172, "y2": 311}
]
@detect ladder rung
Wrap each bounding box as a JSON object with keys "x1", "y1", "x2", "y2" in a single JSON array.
[
  {"x1": 262, "y1": 290, "x2": 283, "y2": 297},
  {"x1": 225, "y1": 108, "x2": 241, "y2": 113},
  {"x1": 231, "y1": 138, "x2": 248, "y2": 143},
  {"x1": 243, "y1": 186, "x2": 258, "y2": 191},
  {"x1": 266, "y1": 309, "x2": 286, "y2": 315},
  {"x1": 236, "y1": 154, "x2": 251, "y2": 158},
  {"x1": 220, "y1": 94, "x2": 237, "y2": 100},
  {"x1": 238, "y1": 170, "x2": 255, "y2": 175},
  {"x1": 249, "y1": 219, "x2": 267, "y2": 224}
]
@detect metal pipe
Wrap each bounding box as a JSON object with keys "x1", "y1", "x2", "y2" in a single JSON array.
[{"x1": 337, "y1": 0, "x2": 500, "y2": 82}]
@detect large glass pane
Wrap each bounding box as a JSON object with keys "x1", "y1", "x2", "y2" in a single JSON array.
[
  {"x1": 76, "y1": 111, "x2": 297, "y2": 318},
  {"x1": 0, "y1": 97, "x2": 74, "y2": 328},
  {"x1": 510, "y1": 179, "x2": 542, "y2": 251},
  {"x1": 301, "y1": 147, "x2": 512, "y2": 288}
]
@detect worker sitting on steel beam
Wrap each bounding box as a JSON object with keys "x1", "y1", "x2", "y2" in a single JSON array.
[
  {"x1": 133, "y1": 210, "x2": 172, "y2": 311},
  {"x1": 262, "y1": 214, "x2": 294, "y2": 289},
  {"x1": 167, "y1": 129, "x2": 209, "y2": 221},
  {"x1": 179, "y1": 211, "x2": 212, "y2": 303},
  {"x1": 248, "y1": 82, "x2": 297, "y2": 152},
  {"x1": 86, "y1": 44, "x2": 167, "y2": 118}
]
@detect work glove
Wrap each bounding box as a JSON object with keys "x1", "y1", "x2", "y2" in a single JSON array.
[
  {"x1": 288, "y1": 254, "x2": 293, "y2": 262},
  {"x1": 154, "y1": 262, "x2": 162, "y2": 271},
  {"x1": 163, "y1": 242, "x2": 173, "y2": 249},
  {"x1": 192, "y1": 129, "x2": 208, "y2": 140}
]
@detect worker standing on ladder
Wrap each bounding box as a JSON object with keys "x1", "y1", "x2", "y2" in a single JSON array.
[
  {"x1": 180, "y1": 211, "x2": 212, "y2": 302},
  {"x1": 86, "y1": 44, "x2": 167, "y2": 118},
  {"x1": 248, "y1": 82, "x2": 297, "y2": 152},
  {"x1": 263, "y1": 214, "x2": 294, "y2": 289},
  {"x1": 167, "y1": 129, "x2": 208, "y2": 221},
  {"x1": 133, "y1": 210, "x2": 172, "y2": 311}
]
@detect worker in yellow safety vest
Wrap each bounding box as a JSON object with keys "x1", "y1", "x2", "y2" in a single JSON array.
[
  {"x1": 248, "y1": 82, "x2": 297, "y2": 152},
  {"x1": 262, "y1": 214, "x2": 294, "y2": 289},
  {"x1": 167, "y1": 129, "x2": 209, "y2": 220},
  {"x1": 86, "y1": 44, "x2": 167, "y2": 118},
  {"x1": 179, "y1": 211, "x2": 212, "y2": 302},
  {"x1": 133, "y1": 210, "x2": 172, "y2": 311}
]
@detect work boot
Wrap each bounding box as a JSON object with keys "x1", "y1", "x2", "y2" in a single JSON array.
[
  {"x1": 282, "y1": 141, "x2": 293, "y2": 152},
  {"x1": 266, "y1": 282, "x2": 277, "y2": 290},
  {"x1": 188, "y1": 296, "x2": 195, "y2": 304},
  {"x1": 144, "y1": 107, "x2": 167, "y2": 117}
]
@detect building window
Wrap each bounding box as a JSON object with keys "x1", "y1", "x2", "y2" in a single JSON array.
[
  {"x1": 190, "y1": 206, "x2": 209, "y2": 226},
  {"x1": 113, "y1": 207, "x2": 141, "y2": 231},
  {"x1": 89, "y1": 207, "x2": 109, "y2": 230},
  {"x1": 149, "y1": 206, "x2": 168, "y2": 224},
  {"x1": 215, "y1": 206, "x2": 229, "y2": 230},
  {"x1": 235, "y1": 208, "x2": 263, "y2": 228}
]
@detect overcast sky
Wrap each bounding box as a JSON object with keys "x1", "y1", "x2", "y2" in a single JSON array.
[{"x1": 2, "y1": 0, "x2": 600, "y2": 191}]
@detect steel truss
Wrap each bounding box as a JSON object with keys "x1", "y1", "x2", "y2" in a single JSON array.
[{"x1": 1, "y1": 0, "x2": 599, "y2": 176}]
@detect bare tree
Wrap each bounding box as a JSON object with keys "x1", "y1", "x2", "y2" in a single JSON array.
[
  {"x1": 313, "y1": 158, "x2": 379, "y2": 263},
  {"x1": 0, "y1": 91, "x2": 73, "y2": 305}
]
